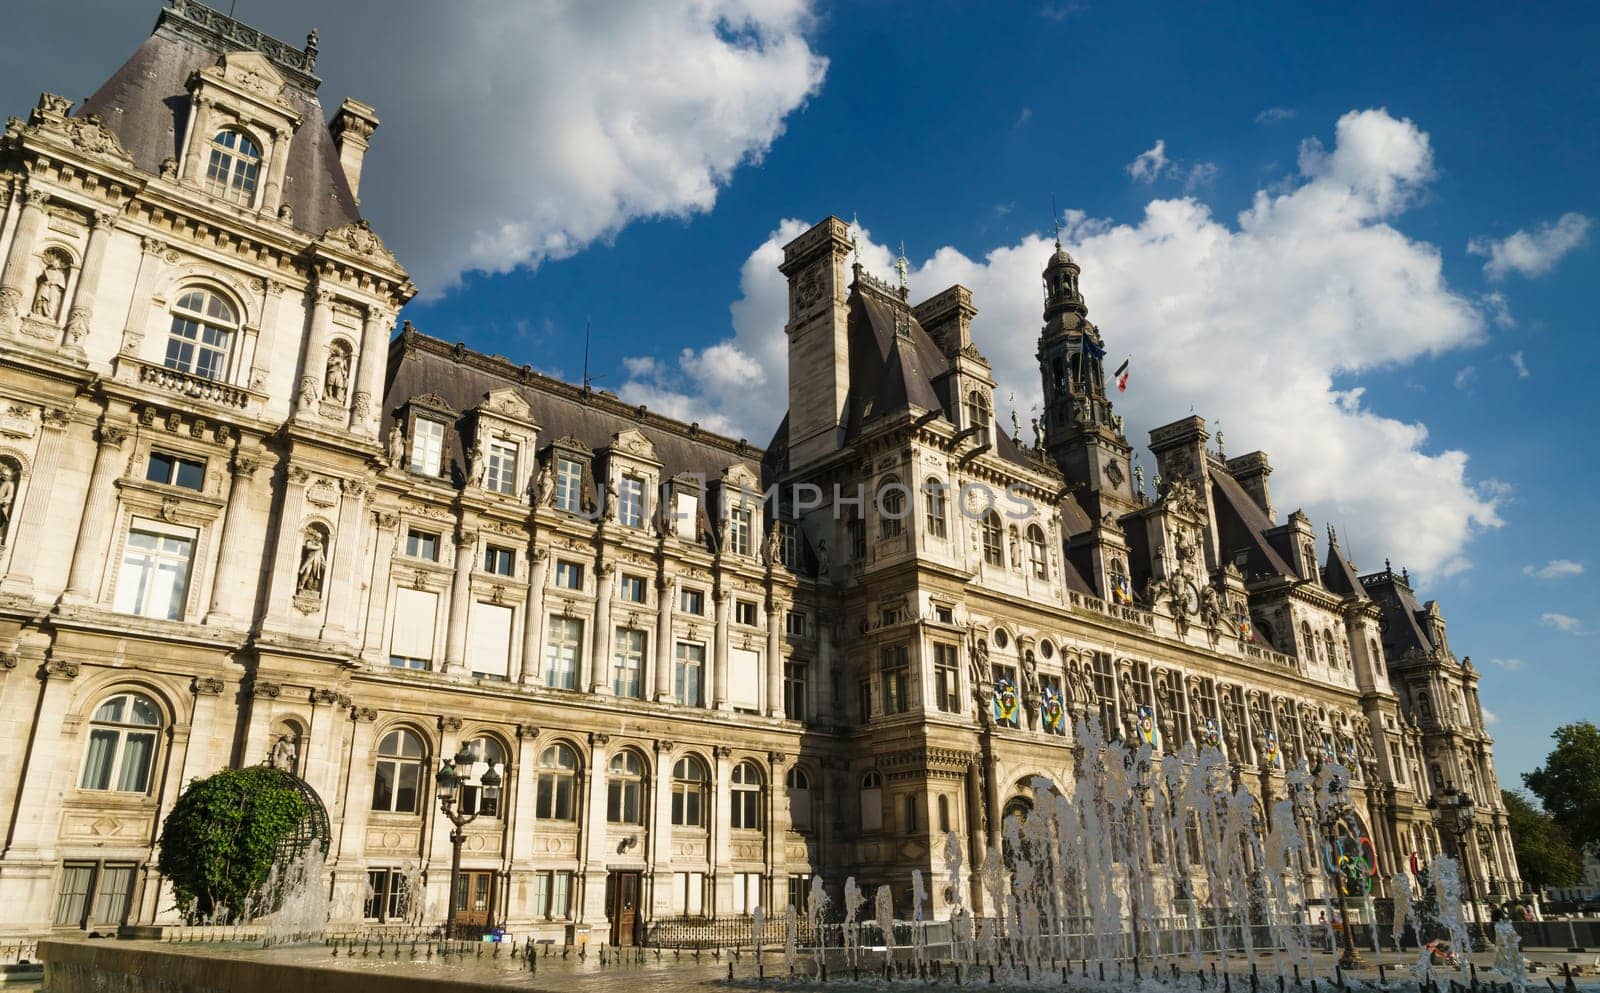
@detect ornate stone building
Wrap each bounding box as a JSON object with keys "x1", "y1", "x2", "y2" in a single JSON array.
[{"x1": 0, "y1": 1, "x2": 1516, "y2": 943}]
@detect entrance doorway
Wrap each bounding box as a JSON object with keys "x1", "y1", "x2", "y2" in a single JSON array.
[
  {"x1": 607, "y1": 870, "x2": 641, "y2": 946},
  {"x1": 453, "y1": 870, "x2": 495, "y2": 932}
]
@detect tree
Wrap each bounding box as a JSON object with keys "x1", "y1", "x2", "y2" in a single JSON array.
[
  {"x1": 1501, "y1": 790, "x2": 1583, "y2": 893},
  {"x1": 1524, "y1": 721, "x2": 1600, "y2": 856},
  {"x1": 157, "y1": 766, "x2": 309, "y2": 921}
]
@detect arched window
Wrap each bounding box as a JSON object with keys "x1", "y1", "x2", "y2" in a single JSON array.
[
  {"x1": 1027, "y1": 524, "x2": 1049, "y2": 580},
  {"x1": 937, "y1": 794, "x2": 951, "y2": 834},
  {"x1": 536, "y1": 743, "x2": 578, "y2": 821},
  {"x1": 165, "y1": 288, "x2": 237, "y2": 381},
  {"x1": 1323, "y1": 630, "x2": 1338, "y2": 669},
  {"x1": 204, "y1": 129, "x2": 262, "y2": 205},
  {"x1": 671, "y1": 756, "x2": 707, "y2": 827},
  {"x1": 606, "y1": 750, "x2": 645, "y2": 824},
  {"x1": 860, "y1": 771, "x2": 883, "y2": 832},
  {"x1": 372, "y1": 728, "x2": 425, "y2": 813},
  {"x1": 79, "y1": 692, "x2": 161, "y2": 793},
  {"x1": 1368, "y1": 638, "x2": 1381, "y2": 669},
  {"x1": 981, "y1": 512, "x2": 1004, "y2": 567},
  {"x1": 730, "y1": 761, "x2": 763, "y2": 830},
  {"x1": 878, "y1": 476, "x2": 905, "y2": 539},
  {"x1": 459, "y1": 736, "x2": 506, "y2": 818},
  {"x1": 904, "y1": 793, "x2": 921, "y2": 835},
  {"x1": 785, "y1": 766, "x2": 813, "y2": 832},
  {"x1": 922, "y1": 477, "x2": 947, "y2": 538},
  {"x1": 966, "y1": 390, "x2": 991, "y2": 446},
  {"x1": 1300, "y1": 621, "x2": 1315, "y2": 663}
]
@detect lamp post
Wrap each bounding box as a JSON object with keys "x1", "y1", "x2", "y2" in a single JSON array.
[
  {"x1": 1306, "y1": 766, "x2": 1366, "y2": 970},
  {"x1": 435, "y1": 741, "x2": 503, "y2": 939},
  {"x1": 1427, "y1": 783, "x2": 1478, "y2": 948}
]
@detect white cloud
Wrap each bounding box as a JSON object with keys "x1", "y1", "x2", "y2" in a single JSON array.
[
  {"x1": 1482, "y1": 707, "x2": 1499, "y2": 725},
  {"x1": 623, "y1": 109, "x2": 1505, "y2": 576},
  {"x1": 298, "y1": 0, "x2": 826, "y2": 294},
  {"x1": 1540, "y1": 612, "x2": 1589, "y2": 635},
  {"x1": 1454, "y1": 366, "x2": 1476, "y2": 390},
  {"x1": 1509, "y1": 351, "x2": 1530, "y2": 378},
  {"x1": 1128, "y1": 140, "x2": 1170, "y2": 183},
  {"x1": 1486, "y1": 658, "x2": 1524, "y2": 672},
  {"x1": 1039, "y1": 2, "x2": 1088, "y2": 21},
  {"x1": 1184, "y1": 161, "x2": 1220, "y2": 192},
  {"x1": 1469, "y1": 212, "x2": 1592, "y2": 281},
  {"x1": 1256, "y1": 107, "x2": 1297, "y2": 125},
  {"x1": 1523, "y1": 559, "x2": 1584, "y2": 580},
  {"x1": 1015, "y1": 107, "x2": 1033, "y2": 129}
]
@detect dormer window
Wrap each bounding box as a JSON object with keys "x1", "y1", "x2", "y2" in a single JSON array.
[
  {"x1": 554, "y1": 456, "x2": 583, "y2": 513},
  {"x1": 728, "y1": 506, "x2": 752, "y2": 556},
  {"x1": 166, "y1": 289, "x2": 237, "y2": 382},
  {"x1": 204, "y1": 130, "x2": 262, "y2": 205},
  {"x1": 617, "y1": 476, "x2": 646, "y2": 528},
  {"x1": 966, "y1": 390, "x2": 991, "y2": 446},
  {"x1": 408, "y1": 418, "x2": 446, "y2": 476},
  {"x1": 484, "y1": 439, "x2": 518, "y2": 495}
]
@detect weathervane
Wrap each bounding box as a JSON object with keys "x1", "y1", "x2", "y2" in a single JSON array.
[
  {"x1": 1052, "y1": 193, "x2": 1062, "y2": 248},
  {"x1": 894, "y1": 241, "x2": 909, "y2": 291},
  {"x1": 850, "y1": 212, "x2": 860, "y2": 266}
]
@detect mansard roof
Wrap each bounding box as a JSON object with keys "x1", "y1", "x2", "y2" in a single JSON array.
[
  {"x1": 383, "y1": 330, "x2": 763, "y2": 485},
  {"x1": 1361, "y1": 567, "x2": 1434, "y2": 660},
  {"x1": 1204, "y1": 463, "x2": 1296, "y2": 580},
  {"x1": 76, "y1": 4, "x2": 361, "y2": 237},
  {"x1": 1322, "y1": 536, "x2": 1368, "y2": 599}
]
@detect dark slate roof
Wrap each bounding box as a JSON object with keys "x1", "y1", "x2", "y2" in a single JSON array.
[
  {"x1": 76, "y1": 17, "x2": 361, "y2": 237},
  {"x1": 383, "y1": 331, "x2": 762, "y2": 486},
  {"x1": 1206, "y1": 463, "x2": 1296, "y2": 579},
  {"x1": 1361, "y1": 570, "x2": 1433, "y2": 659},
  {"x1": 1322, "y1": 539, "x2": 1367, "y2": 599}
]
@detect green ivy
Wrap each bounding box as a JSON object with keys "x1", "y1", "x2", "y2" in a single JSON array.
[{"x1": 157, "y1": 766, "x2": 310, "y2": 922}]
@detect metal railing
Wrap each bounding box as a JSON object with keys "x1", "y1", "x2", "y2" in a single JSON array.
[{"x1": 645, "y1": 914, "x2": 822, "y2": 949}]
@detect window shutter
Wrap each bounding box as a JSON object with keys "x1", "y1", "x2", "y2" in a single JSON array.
[
  {"x1": 391, "y1": 588, "x2": 439, "y2": 662},
  {"x1": 466, "y1": 602, "x2": 514, "y2": 678}
]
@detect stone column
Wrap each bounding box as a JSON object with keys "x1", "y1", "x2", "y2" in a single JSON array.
[
  {"x1": 295, "y1": 286, "x2": 335, "y2": 420},
  {"x1": 0, "y1": 189, "x2": 48, "y2": 336},
  {"x1": 349, "y1": 306, "x2": 391, "y2": 437},
  {"x1": 264, "y1": 467, "x2": 312, "y2": 620},
  {"x1": 2, "y1": 407, "x2": 72, "y2": 596},
  {"x1": 581, "y1": 733, "x2": 612, "y2": 924},
  {"x1": 334, "y1": 710, "x2": 381, "y2": 866},
  {"x1": 505, "y1": 725, "x2": 540, "y2": 919},
  {"x1": 589, "y1": 563, "x2": 614, "y2": 693},
  {"x1": 442, "y1": 526, "x2": 477, "y2": 673},
  {"x1": 247, "y1": 280, "x2": 286, "y2": 393},
  {"x1": 259, "y1": 127, "x2": 291, "y2": 217},
  {"x1": 114, "y1": 237, "x2": 168, "y2": 360},
  {"x1": 649, "y1": 739, "x2": 675, "y2": 914},
  {"x1": 3, "y1": 660, "x2": 81, "y2": 857},
  {"x1": 519, "y1": 548, "x2": 548, "y2": 685},
  {"x1": 765, "y1": 597, "x2": 784, "y2": 718},
  {"x1": 204, "y1": 452, "x2": 262, "y2": 623},
  {"x1": 711, "y1": 746, "x2": 733, "y2": 912},
  {"x1": 359, "y1": 512, "x2": 399, "y2": 663},
  {"x1": 712, "y1": 588, "x2": 731, "y2": 711},
  {"x1": 60, "y1": 211, "x2": 116, "y2": 352},
  {"x1": 653, "y1": 576, "x2": 675, "y2": 702},
  {"x1": 60, "y1": 423, "x2": 130, "y2": 603},
  {"x1": 319, "y1": 480, "x2": 370, "y2": 643}
]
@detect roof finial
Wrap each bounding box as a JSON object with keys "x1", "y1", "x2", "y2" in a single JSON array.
[
  {"x1": 1009, "y1": 392, "x2": 1021, "y2": 441},
  {"x1": 1215, "y1": 420, "x2": 1224, "y2": 459},
  {"x1": 1327, "y1": 523, "x2": 1338, "y2": 547},
  {"x1": 1052, "y1": 193, "x2": 1062, "y2": 250},
  {"x1": 894, "y1": 241, "x2": 909, "y2": 292},
  {"x1": 849, "y1": 212, "x2": 860, "y2": 267}
]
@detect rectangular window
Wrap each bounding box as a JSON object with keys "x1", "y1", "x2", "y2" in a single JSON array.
[
  {"x1": 405, "y1": 529, "x2": 439, "y2": 561},
  {"x1": 731, "y1": 873, "x2": 763, "y2": 916},
  {"x1": 671, "y1": 872, "x2": 706, "y2": 916},
  {"x1": 409, "y1": 418, "x2": 445, "y2": 476},
  {"x1": 482, "y1": 544, "x2": 515, "y2": 576},
  {"x1": 145, "y1": 452, "x2": 205, "y2": 491},
  {"x1": 90, "y1": 864, "x2": 135, "y2": 926},
  {"x1": 735, "y1": 599, "x2": 758, "y2": 626},
  {"x1": 553, "y1": 456, "x2": 584, "y2": 512},
  {"x1": 924, "y1": 480, "x2": 947, "y2": 538},
  {"x1": 554, "y1": 560, "x2": 584, "y2": 590},
  {"x1": 680, "y1": 586, "x2": 705, "y2": 615},
  {"x1": 53, "y1": 863, "x2": 94, "y2": 927},
  {"x1": 672, "y1": 489, "x2": 699, "y2": 541},
  {"x1": 533, "y1": 870, "x2": 574, "y2": 919},
  {"x1": 933, "y1": 643, "x2": 961, "y2": 713},
  {"x1": 993, "y1": 663, "x2": 1019, "y2": 728},
  {"x1": 788, "y1": 875, "x2": 813, "y2": 913},
  {"x1": 728, "y1": 507, "x2": 752, "y2": 556},
  {"x1": 485, "y1": 439, "x2": 518, "y2": 494},
  {"x1": 881, "y1": 644, "x2": 910, "y2": 715},
  {"x1": 389, "y1": 587, "x2": 438, "y2": 669},
  {"x1": 617, "y1": 476, "x2": 646, "y2": 528},
  {"x1": 786, "y1": 610, "x2": 807, "y2": 638},
  {"x1": 849, "y1": 519, "x2": 866, "y2": 560},
  {"x1": 619, "y1": 574, "x2": 647, "y2": 603},
  {"x1": 784, "y1": 661, "x2": 808, "y2": 721},
  {"x1": 779, "y1": 521, "x2": 799, "y2": 569},
  {"x1": 544, "y1": 616, "x2": 583, "y2": 689},
  {"x1": 729, "y1": 647, "x2": 761, "y2": 712},
  {"x1": 466, "y1": 601, "x2": 513, "y2": 680},
  {"x1": 858, "y1": 677, "x2": 873, "y2": 723},
  {"x1": 673, "y1": 642, "x2": 705, "y2": 706},
  {"x1": 612, "y1": 628, "x2": 646, "y2": 698},
  {"x1": 935, "y1": 605, "x2": 954, "y2": 624},
  {"x1": 113, "y1": 525, "x2": 194, "y2": 621}
]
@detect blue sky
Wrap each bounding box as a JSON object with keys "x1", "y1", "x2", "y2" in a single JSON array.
[{"x1": 6, "y1": 1, "x2": 1595, "y2": 785}]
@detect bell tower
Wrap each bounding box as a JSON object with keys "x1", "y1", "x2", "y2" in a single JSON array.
[{"x1": 1037, "y1": 243, "x2": 1136, "y2": 519}]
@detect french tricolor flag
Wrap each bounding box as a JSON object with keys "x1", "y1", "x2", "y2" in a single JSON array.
[{"x1": 1114, "y1": 357, "x2": 1130, "y2": 392}]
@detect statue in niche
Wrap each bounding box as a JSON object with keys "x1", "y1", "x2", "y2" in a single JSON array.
[
  {"x1": 268, "y1": 734, "x2": 299, "y2": 772},
  {"x1": 297, "y1": 528, "x2": 327, "y2": 595},
  {"x1": 1020, "y1": 650, "x2": 1040, "y2": 700},
  {"x1": 324, "y1": 345, "x2": 350, "y2": 403},
  {"x1": 386, "y1": 425, "x2": 406, "y2": 468},
  {"x1": 531, "y1": 462, "x2": 553, "y2": 506},
  {"x1": 762, "y1": 524, "x2": 780, "y2": 567},
  {"x1": 813, "y1": 537, "x2": 829, "y2": 579},
  {"x1": 31, "y1": 252, "x2": 68, "y2": 321},
  {"x1": 0, "y1": 466, "x2": 16, "y2": 543},
  {"x1": 466, "y1": 441, "x2": 484, "y2": 488}
]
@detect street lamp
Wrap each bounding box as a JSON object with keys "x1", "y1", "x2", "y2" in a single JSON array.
[
  {"x1": 1309, "y1": 767, "x2": 1366, "y2": 970},
  {"x1": 435, "y1": 741, "x2": 503, "y2": 939},
  {"x1": 1427, "y1": 783, "x2": 1478, "y2": 945}
]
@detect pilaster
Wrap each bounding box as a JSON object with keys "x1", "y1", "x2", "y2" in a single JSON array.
[{"x1": 60, "y1": 422, "x2": 130, "y2": 603}]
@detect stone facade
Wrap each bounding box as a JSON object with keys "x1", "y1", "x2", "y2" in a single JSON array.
[{"x1": 0, "y1": 1, "x2": 1517, "y2": 943}]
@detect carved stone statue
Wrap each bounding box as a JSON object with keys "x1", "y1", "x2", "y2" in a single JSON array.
[
  {"x1": 1031, "y1": 416, "x2": 1043, "y2": 450},
  {"x1": 31, "y1": 253, "x2": 68, "y2": 321},
  {"x1": 0, "y1": 467, "x2": 16, "y2": 543},
  {"x1": 532, "y1": 462, "x2": 554, "y2": 506},
  {"x1": 297, "y1": 529, "x2": 326, "y2": 595},
  {"x1": 1199, "y1": 583, "x2": 1224, "y2": 629},
  {"x1": 269, "y1": 734, "x2": 298, "y2": 772},
  {"x1": 386, "y1": 425, "x2": 406, "y2": 468},
  {"x1": 968, "y1": 638, "x2": 991, "y2": 689},
  {"x1": 814, "y1": 538, "x2": 830, "y2": 579},
  {"x1": 466, "y1": 441, "x2": 484, "y2": 488},
  {"x1": 324, "y1": 346, "x2": 350, "y2": 403},
  {"x1": 1020, "y1": 650, "x2": 1040, "y2": 699},
  {"x1": 762, "y1": 524, "x2": 780, "y2": 567}
]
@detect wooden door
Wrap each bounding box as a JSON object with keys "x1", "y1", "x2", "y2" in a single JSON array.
[
  {"x1": 454, "y1": 870, "x2": 495, "y2": 931},
  {"x1": 608, "y1": 870, "x2": 640, "y2": 946}
]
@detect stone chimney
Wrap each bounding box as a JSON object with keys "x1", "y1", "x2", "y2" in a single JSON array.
[
  {"x1": 330, "y1": 97, "x2": 380, "y2": 201},
  {"x1": 1225, "y1": 451, "x2": 1273, "y2": 520},
  {"x1": 912, "y1": 284, "x2": 976, "y2": 359}
]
